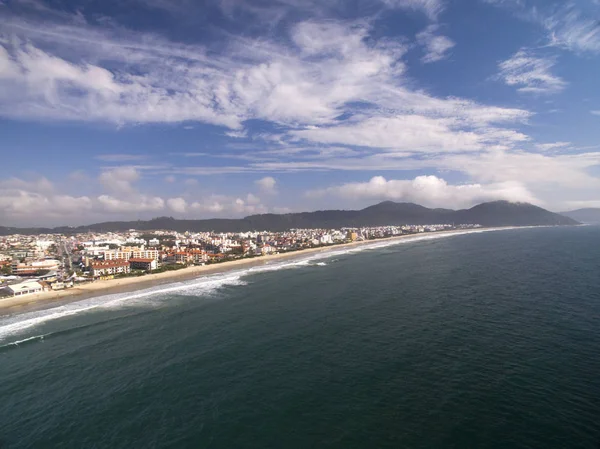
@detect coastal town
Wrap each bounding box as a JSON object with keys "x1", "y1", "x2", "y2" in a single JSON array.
[{"x1": 0, "y1": 223, "x2": 482, "y2": 299}]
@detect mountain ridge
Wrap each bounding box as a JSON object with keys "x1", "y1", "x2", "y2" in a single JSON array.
[{"x1": 0, "y1": 201, "x2": 578, "y2": 235}]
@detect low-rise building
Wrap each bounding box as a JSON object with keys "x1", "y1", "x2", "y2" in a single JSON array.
[
  {"x1": 3, "y1": 281, "x2": 43, "y2": 297},
  {"x1": 51, "y1": 281, "x2": 74, "y2": 291},
  {"x1": 10, "y1": 259, "x2": 61, "y2": 275},
  {"x1": 90, "y1": 260, "x2": 131, "y2": 277},
  {"x1": 129, "y1": 258, "x2": 158, "y2": 271}
]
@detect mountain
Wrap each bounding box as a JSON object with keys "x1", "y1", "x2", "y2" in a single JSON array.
[
  {"x1": 560, "y1": 208, "x2": 600, "y2": 224},
  {"x1": 453, "y1": 201, "x2": 579, "y2": 227},
  {"x1": 0, "y1": 201, "x2": 578, "y2": 235}
]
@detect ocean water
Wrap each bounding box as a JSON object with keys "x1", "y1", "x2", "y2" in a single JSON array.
[{"x1": 1, "y1": 226, "x2": 600, "y2": 448}]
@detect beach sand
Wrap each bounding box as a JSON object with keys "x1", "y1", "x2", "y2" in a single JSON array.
[{"x1": 0, "y1": 229, "x2": 488, "y2": 314}]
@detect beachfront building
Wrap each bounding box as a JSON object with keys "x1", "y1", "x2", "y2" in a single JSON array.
[
  {"x1": 129, "y1": 258, "x2": 158, "y2": 272},
  {"x1": 102, "y1": 247, "x2": 160, "y2": 262},
  {"x1": 3, "y1": 281, "x2": 43, "y2": 297},
  {"x1": 164, "y1": 250, "x2": 208, "y2": 265},
  {"x1": 90, "y1": 260, "x2": 131, "y2": 277}
]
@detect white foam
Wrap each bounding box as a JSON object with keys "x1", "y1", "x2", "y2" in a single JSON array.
[{"x1": 2, "y1": 334, "x2": 46, "y2": 347}]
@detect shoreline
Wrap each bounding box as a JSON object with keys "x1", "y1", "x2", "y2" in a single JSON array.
[{"x1": 0, "y1": 226, "x2": 522, "y2": 314}]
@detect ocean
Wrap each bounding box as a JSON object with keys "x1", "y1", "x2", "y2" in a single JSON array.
[{"x1": 1, "y1": 226, "x2": 600, "y2": 448}]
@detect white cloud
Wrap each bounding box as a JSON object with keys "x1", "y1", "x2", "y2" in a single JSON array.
[
  {"x1": 543, "y1": 6, "x2": 600, "y2": 54},
  {"x1": 0, "y1": 176, "x2": 54, "y2": 193},
  {"x1": 0, "y1": 188, "x2": 93, "y2": 221},
  {"x1": 255, "y1": 176, "x2": 277, "y2": 193},
  {"x1": 564, "y1": 200, "x2": 600, "y2": 209},
  {"x1": 98, "y1": 167, "x2": 140, "y2": 194},
  {"x1": 498, "y1": 49, "x2": 566, "y2": 94},
  {"x1": 189, "y1": 194, "x2": 267, "y2": 216},
  {"x1": 416, "y1": 25, "x2": 455, "y2": 63},
  {"x1": 591, "y1": 110, "x2": 600, "y2": 116},
  {"x1": 484, "y1": 1, "x2": 600, "y2": 54},
  {"x1": 381, "y1": 0, "x2": 444, "y2": 19},
  {"x1": 95, "y1": 154, "x2": 147, "y2": 162},
  {"x1": 225, "y1": 130, "x2": 247, "y2": 138},
  {"x1": 536, "y1": 141, "x2": 570, "y2": 151},
  {"x1": 0, "y1": 13, "x2": 525, "y2": 137},
  {"x1": 308, "y1": 175, "x2": 538, "y2": 208},
  {"x1": 167, "y1": 197, "x2": 187, "y2": 213},
  {"x1": 97, "y1": 195, "x2": 165, "y2": 212},
  {"x1": 291, "y1": 115, "x2": 528, "y2": 151},
  {"x1": 246, "y1": 193, "x2": 261, "y2": 205},
  {"x1": 184, "y1": 178, "x2": 199, "y2": 186},
  {"x1": 164, "y1": 175, "x2": 176, "y2": 183}
]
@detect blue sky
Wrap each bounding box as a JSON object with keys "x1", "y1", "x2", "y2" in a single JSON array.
[{"x1": 1, "y1": 0, "x2": 599, "y2": 226}]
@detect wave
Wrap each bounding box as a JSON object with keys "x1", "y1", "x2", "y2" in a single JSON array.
[
  {"x1": 0, "y1": 226, "x2": 532, "y2": 344},
  {"x1": 0, "y1": 272, "x2": 247, "y2": 342},
  {"x1": 1, "y1": 334, "x2": 46, "y2": 347}
]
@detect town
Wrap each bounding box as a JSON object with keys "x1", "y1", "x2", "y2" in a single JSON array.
[{"x1": 0, "y1": 223, "x2": 482, "y2": 298}]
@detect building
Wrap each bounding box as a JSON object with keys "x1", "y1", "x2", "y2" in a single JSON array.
[
  {"x1": 129, "y1": 258, "x2": 158, "y2": 271},
  {"x1": 3, "y1": 281, "x2": 43, "y2": 297},
  {"x1": 102, "y1": 247, "x2": 160, "y2": 262},
  {"x1": 51, "y1": 281, "x2": 74, "y2": 291},
  {"x1": 90, "y1": 260, "x2": 131, "y2": 277},
  {"x1": 10, "y1": 259, "x2": 61, "y2": 275}
]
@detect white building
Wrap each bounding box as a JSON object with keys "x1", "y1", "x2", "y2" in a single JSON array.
[
  {"x1": 102, "y1": 247, "x2": 160, "y2": 262},
  {"x1": 36, "y1": 240, "x2": 55, "y2": 251},
  {"x1": 4, "y1": 281, "x2": 43, "y2": 297},
  {"x1": 90, "y1": 260, "x2": 131, "y2": 277}
]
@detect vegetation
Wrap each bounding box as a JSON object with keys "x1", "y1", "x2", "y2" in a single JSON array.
[
  {"x1": 151, "y1": 264, "x2": 188, "y2": 274},
  {"x1": 115, "y1": 270, "x2": 146, "y2": 279}
]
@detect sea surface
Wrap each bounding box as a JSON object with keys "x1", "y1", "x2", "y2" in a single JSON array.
[{"x1": 1, "y1": 226, "x2": 600, "y2": 449}]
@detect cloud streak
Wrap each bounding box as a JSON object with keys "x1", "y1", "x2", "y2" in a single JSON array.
[{"x1": 498, "y1": 49, "x2": 566, "y2": 94}]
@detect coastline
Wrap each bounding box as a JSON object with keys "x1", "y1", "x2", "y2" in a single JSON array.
[{"x1": 0, "y1": 227, "x2": 512, "y2": 313}]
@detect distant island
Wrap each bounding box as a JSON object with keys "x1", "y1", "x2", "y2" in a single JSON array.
[
  {"x1": 560, "y1": 208, "x2": 600, "y2": 224},
  {"x1": 0, "y1": 201, "x2": 579, "y2": 235}
]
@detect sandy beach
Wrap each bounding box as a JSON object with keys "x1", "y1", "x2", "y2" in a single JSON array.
[{"x1": 0, "y1": 228, "x2": 492, "y2": 313}]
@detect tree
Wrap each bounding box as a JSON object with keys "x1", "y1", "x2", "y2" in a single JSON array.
[{"x1": 0, "y1": 266, "x2": 11, "y2": 276}]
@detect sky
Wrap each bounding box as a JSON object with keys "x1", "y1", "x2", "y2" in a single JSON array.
[{"x1": 1, "y1": 0, "x2": 599, "y2": 226}]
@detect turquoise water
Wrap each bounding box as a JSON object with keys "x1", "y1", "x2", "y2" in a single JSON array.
[{"x1": 1, "y1": 226, "x2": 600, "y2": 448}]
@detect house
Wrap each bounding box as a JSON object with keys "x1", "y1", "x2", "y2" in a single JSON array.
[
  {"x1": 4, "y1": 281, "x2": 43, "y2": 297},
  {"x1": 129, "y1": 258, "x2": 158, "y2": 271},
  {"x1": 90, "y1": 260, "x2": 131, "y2": 277},
  {"x1": 51, "y1": 281, "x2": 74, "y2": 291}
]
